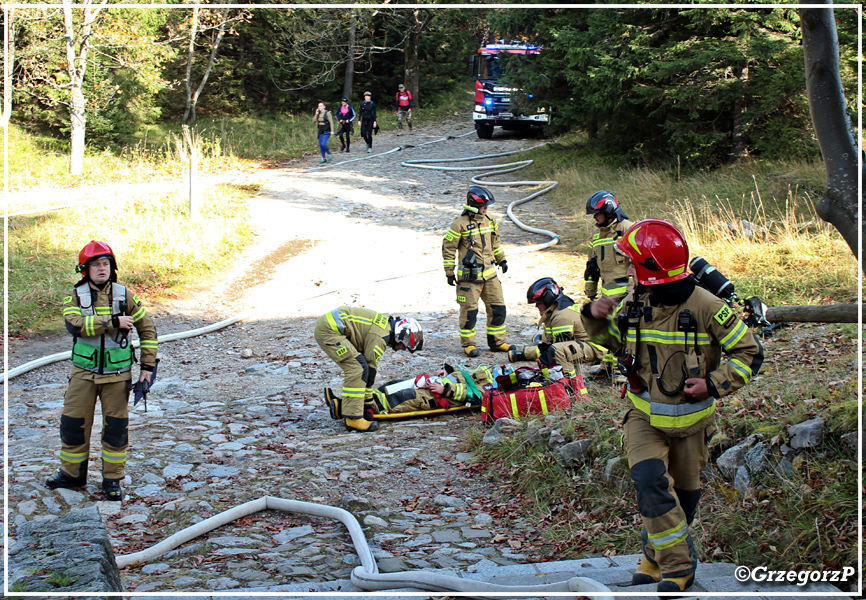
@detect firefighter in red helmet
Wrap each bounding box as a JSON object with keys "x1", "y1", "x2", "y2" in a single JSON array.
[
  {"x1": 45, "y1": 241, "x2": 158, "y2": 501},
  {"x1": 581, "y1": 220, "x2": 763, "y2": 593}
]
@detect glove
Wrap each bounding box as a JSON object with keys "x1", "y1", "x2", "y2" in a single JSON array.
[
  {"x1": 499, "y1": 261, "x2": 508, "y2": 273},
  {"x1": 447, "y1": 274, "x2": 456, "y2": 286}
]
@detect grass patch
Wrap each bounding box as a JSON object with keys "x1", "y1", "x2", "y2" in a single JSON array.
[
  {"x1": 522, "y1": 133, "x2": 857, "y2": 308},
  {"x1": 7, "y1": 182, "x2": 256, "y2": 336}
]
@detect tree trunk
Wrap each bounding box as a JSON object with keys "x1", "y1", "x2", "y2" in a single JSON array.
[
  {"x1": 403, "y1": 9, "x2": 431, "y2": 108},
  {"x1": 182, "y1": 7, "x2": 199, "y2": 124},
  {"x1": 63, "y1": 0, "x2": 102, "y2": 175},
  {"x1": 800, "y1": 5, "x2": 862, "y2": 260},
  {"x1": 729, "y1": 60, "x2": 749, "y2": 160},
  {"x1": 342, "y1": 14, "x2": 356, "y2": 100},
  {"x1": 1, "y1": 7, "x2": 15, "y2": 128},
  {"x1": 184, "y1": 8, "x2": 230, "y2": 124},
  {"x1": 766, "y1": 304, "x2": 860, "y2": 324}
]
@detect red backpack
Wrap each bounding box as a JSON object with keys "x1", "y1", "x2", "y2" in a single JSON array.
[{"x1": 481, "y1": 366, "x2": 589, "y2": 423}]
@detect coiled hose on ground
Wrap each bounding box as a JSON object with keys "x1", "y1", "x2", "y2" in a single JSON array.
[{"x1": 401, "y1": 142, "x2": 560, "y2": 254}]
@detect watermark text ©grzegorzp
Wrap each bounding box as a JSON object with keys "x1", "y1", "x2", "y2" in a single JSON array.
[{"x1": 734, "y1": 565, "x2": 856, "y2": 586}]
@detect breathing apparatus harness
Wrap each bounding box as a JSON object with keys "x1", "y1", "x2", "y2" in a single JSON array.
[
  {"x1": 618, "y1": 256, "x2": 775, "y2": 399},
  {"x1": 459, "y1": 211, "x2": 487, "y2": 282}
]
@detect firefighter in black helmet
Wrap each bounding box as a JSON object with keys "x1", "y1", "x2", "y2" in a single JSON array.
[
  {"x1": 584, "y1": 190, "x2": 634, "y2": 383},
  {"x1": 508, "y1": 277, "x2": 601, "y2": 377},
  {"x1": 442, "y1": 185, "x2": 511, "y2": 357}
]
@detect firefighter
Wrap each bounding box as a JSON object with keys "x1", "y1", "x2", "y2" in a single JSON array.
[
  {"x1": 315, "y1": 307, "x2": 423, "y2": 432},
  {"x1": 584, "y1": 190, "x2": 634, "y2": 383},
  {"x1": 581, "y1": 220, "x2": 763, "y2": 593},
  {"x1": 507, "y1": 277, "x2": 602, "y2": 378},
  {"x1": 46, "y1": 241, "x2": 158, "y2": 501},
  {"x1": 368, "y1": 363, "x2": 496, "y2": 416},
  {"x1": 442, "y1": 185, "x2": 511, "y2": 357}
]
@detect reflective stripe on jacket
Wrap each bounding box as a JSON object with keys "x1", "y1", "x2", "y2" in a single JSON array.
[
  {"x1": 582, "y1": 286, "x2": 764, "y2": 437},
  {"x1": 442, "y1": 212, "x2": 505, "y2": 281},
  {"x1": 585, "y1": 219, "x2": 634, "y2": 300},
  {"x1": 326, "y1": 306, "x2": 390, "y2": 372}
]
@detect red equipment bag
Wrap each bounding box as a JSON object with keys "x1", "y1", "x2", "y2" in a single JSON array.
[{"x1": 481, "y1": 367, "x2": 589, "y2": 423}]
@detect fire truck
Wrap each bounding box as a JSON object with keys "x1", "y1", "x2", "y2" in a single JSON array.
[{"x1": 470, "y1": 40, "x2": 549, "y2": 139}]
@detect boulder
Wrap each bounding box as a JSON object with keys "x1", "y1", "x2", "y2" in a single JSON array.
[
  {"x1": 788, "y1": 418, "x2": 825, "y2": 449},
  {"x1": 557, "y1": 438, "x2": 592, "y2": 468}
]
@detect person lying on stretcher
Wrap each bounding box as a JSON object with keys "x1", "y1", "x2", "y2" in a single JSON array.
[{"x1": 368, "y1": 363, "x2": 506, "y2": 419}]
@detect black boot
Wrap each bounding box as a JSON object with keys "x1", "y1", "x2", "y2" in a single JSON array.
[
  {"x1": 46, "y1": 469, "x2": 87, "y2": 490},
  {"x1": 102, "y1": 478, "x2": 123, "y2": 501},
  {"x1": 508, "y1": 348, "x2": 527, "y2": 362},
  {"x1": 324, "y1": 388, "x2": 342, "y2": 420}
]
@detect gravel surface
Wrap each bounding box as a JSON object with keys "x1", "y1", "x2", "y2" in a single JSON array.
[{"x1": 8, "y1": 119, "x2": 617, "y2": 592}]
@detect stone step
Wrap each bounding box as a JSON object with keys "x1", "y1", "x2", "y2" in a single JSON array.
[{"x1": 129, "y1": 553, "x2": 844, "y2": 599}]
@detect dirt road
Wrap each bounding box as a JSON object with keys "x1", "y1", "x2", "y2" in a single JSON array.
[{"x1": 8, "y1": 120, "x2": 601, "y2": 591}]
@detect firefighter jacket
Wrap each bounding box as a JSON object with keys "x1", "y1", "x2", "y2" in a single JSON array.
[
  {"x1": 582, "y1": 286, "x2": 763, "y2": 438},
  {"x1": 585, "y1": 218, "x2": 635, "y2": 300},
  {"x1": 537, "y1": 296, "x2": 592, "y2": 344},
  {"x1": 525, "y1": 296, "x2": 603, "y2": 362},
  {"x1": 441, "y1": 365, "x2": 494, "y2": 404},
  {"x1": 324, "y1": 307, "x2": 391, "y2": 374},
  {"x1": 63, "y1": 280, "x2": 158, "y2": 381},
  {"x1": 442, "y1": 212, "x2": 505, "y2": 282}
]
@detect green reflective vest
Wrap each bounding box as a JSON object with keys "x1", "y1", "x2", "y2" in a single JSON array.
[{"x1": 71, "y1": 282, "x2": 134, "y2": 374}]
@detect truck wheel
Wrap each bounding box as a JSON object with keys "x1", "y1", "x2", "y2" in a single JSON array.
[{"x1": 476, "y1": 123, "x2": 494, "y2": 139}]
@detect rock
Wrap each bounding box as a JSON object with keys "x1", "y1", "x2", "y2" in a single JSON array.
[
  {"x1": 482, "y1": 417, "x2": 520, "y2": 444},
  {"x1": 473, "y1": 512, "x2": 493, "y2": 527},
  {"x1": 716, "y1": 434, "x2": 759, "y2": 479},
  {"x1": 206, "y1": 577, "x2": 240, "y2": 589},
  {"x1": 774, "y1": 457, "x2": 796, "y2": 478},
  {"x1": 141, "y1": 562, "x2": 170, "y2": 574},
  {"x1": 55, "y1": 487, "x2": 85, "y2": 505},
  {"x1": 841, "y1": 431, "x2": 858, "y2": 451},
  {"x1": 548, "y1": 428, "x2": 567, "y2": 449},
  {"x1": 363, "y1": 515, "x2": 389, "y2": 527},
  {"x1": 241, "y1": 349, "x2": 253, "y2": 358},
  {"x1": 557, "y1": 438, "x2": 592, "y2": 468},
  {"x1": 744, "y1": 441, "x2": 770, "y2": 473},
  {"x1": 733, "y1": 466, "x2": 751, "y2": 496},
  {"x1": 17, "y1": 500, "x2": 37, "y2": 516},
  {"x1": 523, "y1": 423, "x2": 547, "y2": 449},
  {"x1": 788, "y1": 418, "x2": 825, "y2": 449},
  {"x1": 434, "y1": 494, "x2": 465, "y2": 508},
  {"x1": 341, "y1": 494, "x2": 372, "y2": 512}
]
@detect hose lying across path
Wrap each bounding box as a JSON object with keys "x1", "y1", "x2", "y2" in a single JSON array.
[
  {"x1": 115, "y1": 496, "x2": 611, "y2": 599},
  {"x1": 11, "y1": 133, "x2": 607, "y2": 596}
]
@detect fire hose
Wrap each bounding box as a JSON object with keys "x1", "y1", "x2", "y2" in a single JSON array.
[
  {"x1": 401, "y1": 143, "x2": 560, "y2": 254},
  {"x1": 114, "y1": 496, "x2": 611, "y2": 598}
]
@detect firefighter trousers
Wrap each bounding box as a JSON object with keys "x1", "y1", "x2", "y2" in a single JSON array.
[
  {"x1": 525, "y1": 339, "x2": 600, "y2": 377},
  {"x1": 623, "y1": 409, "x2": 707, "y2": 579},
  {"x1": 313, "y1": 315, "x2": 374, "y2": 418},
  {"x1": 59, "y1": 372, "x2": 130, "y2": 480},
  {"x1": 456, "y1": 278, "x2": 507, "y2": 349}
]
